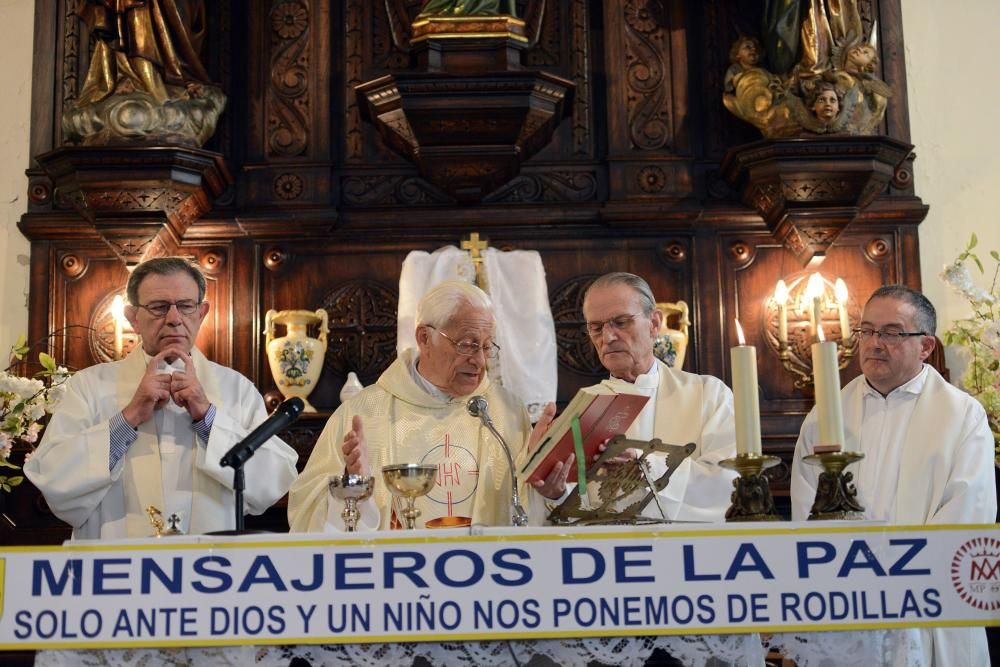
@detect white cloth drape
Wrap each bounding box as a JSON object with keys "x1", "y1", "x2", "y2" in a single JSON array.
[{"x1": 397, "y1": 246, "x2": 557, "y2": 420}]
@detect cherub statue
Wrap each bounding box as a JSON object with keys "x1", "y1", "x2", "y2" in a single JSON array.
[
  {"x1": 724, "y1": 36, "x2": 763, "y2": 94},
  {"x1": 724, "y1": 1, "x2": 889, "y2": 138}
]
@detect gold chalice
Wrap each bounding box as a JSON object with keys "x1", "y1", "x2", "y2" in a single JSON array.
[
  {"x1": 381, "y1": 463, "x2": 437, "y2": 529},
  {"x1": 328, "y1": 473, "x2": 375, "y2": 532}
]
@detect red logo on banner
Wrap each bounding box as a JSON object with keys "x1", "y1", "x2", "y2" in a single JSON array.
[{"x1": 951, "y1": 537, "x2": 1000, "y2": 611}]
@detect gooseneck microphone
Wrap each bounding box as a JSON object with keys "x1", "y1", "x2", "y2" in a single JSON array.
[
  {"x1": 220, "y1": 397, "x2": 305, "y2": 469},
  {"x1": 467, "y1": 395, "x2": 529, "y2": 527}
]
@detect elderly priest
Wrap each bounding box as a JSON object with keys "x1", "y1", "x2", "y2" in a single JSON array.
[
  {"x1": 791, "y1": 284, "x2": 997, "y2": 666},
  {"x1": 25, "y1": 257, "x2": 299, "y2": 539},
  {"x1": 288, "y1": 281, "x2": 568, "y2": 531},
  {"x1": 581, "y1": 272, "x2": 738, "y2": 522}
]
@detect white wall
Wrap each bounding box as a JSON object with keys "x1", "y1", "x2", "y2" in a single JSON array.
[
  {"x1": 0, "y1": 0, "x2": 33, "y2": 356},
  {"x1": 904, "y1": 0, "x2": 1000, "y2": 374},
  {"x1": 0, "y1": 3, "x2": 995, "y2": 374}
]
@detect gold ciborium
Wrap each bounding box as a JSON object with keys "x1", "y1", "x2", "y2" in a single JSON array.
[
  {"x1": 328, "y1": 473, "x2": 375, "y2": 532},
  {"x1": 381, "y1": 464, "x2": 437, "y2": 529}
]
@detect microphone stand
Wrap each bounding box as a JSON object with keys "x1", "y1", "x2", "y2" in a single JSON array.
[
  {"x1": 468, "y1": 396, "x2": 528, "y2": 527},
  {"x1": 232, "y1": 466, "x2": 246, "y2": 532}
]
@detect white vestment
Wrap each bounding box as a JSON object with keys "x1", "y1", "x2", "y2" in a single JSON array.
[
  {"x1": 288, "y1": 349, "x2": 543, "y2": 532},
  {"x1": 396, "y1": 245, "x2": 558, "y2": 420},
  {"x1": 24, "y1": 347, "x2": 299, "y2": 539},
  {"x1": 791, "y1": 365, "x2": 997, "y2": 666},
  {"x1": 595, "y1": 359, "x2": 739, "y2": 522}
]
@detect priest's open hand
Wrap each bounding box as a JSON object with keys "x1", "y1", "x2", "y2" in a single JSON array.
[
  {"x1": 342, "y1": 415, "x2": 370, "y2": 476},
  {"x1": 169, "y1": 351, "x2": 211, "y2": 421},
  {"x1": 527, "y1": 401, "x2": 556, "y2": 451},
  {"x1": 121, "y1": 350, "x2": 176, "y2": 427},
  {"x1": 531, "y1": 452, "x2": 574, "y2": 500}
]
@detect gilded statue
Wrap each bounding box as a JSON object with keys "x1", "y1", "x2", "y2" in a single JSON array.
[
  {"x1": 64, "y1": 0, "x2": 227, "y2": 147},
  {"x1": 724, "y1": 0, "x2": 889, "y2": 138},
  {"x1": 416, "y1": 0, "x2": 517, "y2": 18}
]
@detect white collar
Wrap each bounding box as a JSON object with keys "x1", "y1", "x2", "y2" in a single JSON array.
[
  {"x1": 409, "y1": 355, "x2": 455, "y2": 402},
  {"x1": 610, "y1": 359, "x2": 659, "y2": 390},
  {"x1": 863, "y1": 363, "x2": 929, "y2": 399}
]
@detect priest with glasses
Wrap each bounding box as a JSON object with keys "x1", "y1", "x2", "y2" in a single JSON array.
[
  {"x1": 791, "y1": 284, "x2": 997, "y2": 666},
  {"x1": 288, "y1": 280, "x2": 568, "y2": 532}
]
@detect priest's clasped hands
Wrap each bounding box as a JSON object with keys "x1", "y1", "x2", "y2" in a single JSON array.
[{"x1": 121, "y1": 347, "x2": 211, "y2": 427}]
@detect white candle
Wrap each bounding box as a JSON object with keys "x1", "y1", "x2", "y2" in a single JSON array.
[
  {"x1": 812, "y1": 326, "x2": 845, "y2": 447},
  {"x1": 774, "y1": 280, "x2": 789, "y2": 345},
  {"x1": 806, "y1": 273, "x2": 824, "y2": 339},
  {"x1": 731, "y1": 320, "x2": 762, "y2": 456},
  {"x1": 111, "y1": 295, "x2": 125, "y2": 360},
  {"x1": 835, "y1": 278, "x2": 850, "y2": 340}
]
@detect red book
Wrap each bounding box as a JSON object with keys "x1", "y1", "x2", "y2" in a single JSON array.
[{"x1": 521, "y1": 384, "x2": 650, "y2": 485}]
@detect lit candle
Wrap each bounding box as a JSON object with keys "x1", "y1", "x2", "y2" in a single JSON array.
[
  {"x1": 811, "y1": 326, "x2": 845, "y2": 448},
  {"x1": 806, "y1": 273, "x2": 824, "y2": 339},
  {"x1": 731, "y1": 320, "x2": 762, "y2": 456},
  {"x1": 835, "y1": 278, "x2": 850, "y2": 341},
  {"x1": 111, "y1": 295, "x2": 125, "y2": 360},
  {"x1": 774, "y1": 280, "x2": 789, "y2": 345}
]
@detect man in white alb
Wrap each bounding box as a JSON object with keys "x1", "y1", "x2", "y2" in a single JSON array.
[
  {"x1": 26, "y1": 257, "x2": 299, "y2": 539},
  {"x1": 791, "y1": 284, "x2": 997, "y2": 666},
  {"x1": 582, "y1": 272, "x2": 738, "y2": 522},
  {"x1": 25, "y1": 257, "x2": 299, "y2": 667},
  {"x1": 288, "y1": 281, "x2": 569, "y2": 532}
]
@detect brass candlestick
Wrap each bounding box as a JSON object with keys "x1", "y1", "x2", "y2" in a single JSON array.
[
  {"x1": 803, "y1": 450, "x2": 866, "y2": 520},
  {"x1": 719, "y1": 454, "x2": 783, "y2": 522}
]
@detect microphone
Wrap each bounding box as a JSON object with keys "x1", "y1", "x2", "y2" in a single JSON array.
[
  {"x1": 220, "y1": 397, "x2": 304, "y2": 469},
  {"x1": 466, "y1": 395, "x2": 528, "y2": 527}
]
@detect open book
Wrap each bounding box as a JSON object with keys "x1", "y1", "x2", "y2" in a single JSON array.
[{"x1": 521, "y1": 384, "x2": 650, "y2": 485}]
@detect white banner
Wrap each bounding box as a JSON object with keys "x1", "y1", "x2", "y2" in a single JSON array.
[{"x1": 0, "y1": 522, "x2": 997, "y2": 650}]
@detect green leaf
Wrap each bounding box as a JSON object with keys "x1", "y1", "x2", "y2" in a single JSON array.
[
  {"x1": 992, "y1": 250, "x2": 1000, "y2": 262},
  {"x1": 7, "y1": 476, "x2": 23, "y2": 486},
  {"x1": 990, "y1": 359, "x2": 1000, "y2": 372},
  {"x1": 39, "y1": 352, "x2": 56, "y2": 373},
  {"x1": 1, "y1": 483, "x2": 10, "y2": 492},
  {"x1": 974, "y1": 256, "x2": 985, "y2": 273},
  {"x1": 0, "y1": 460, "x2": 20, "y2": 469},
  {"x1": 970, "y1": 233, "x2": 978, "y2": 249}
]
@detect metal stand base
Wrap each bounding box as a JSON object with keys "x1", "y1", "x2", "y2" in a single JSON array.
[{"x1": 720, "y1": 454, "x2": 783, "y2": 522}]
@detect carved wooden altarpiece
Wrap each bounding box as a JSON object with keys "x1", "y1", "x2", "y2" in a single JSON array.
[{"x1": 7, "y1": 0, "x2": 926, "y2": 544}]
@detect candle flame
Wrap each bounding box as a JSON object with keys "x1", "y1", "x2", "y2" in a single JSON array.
[
  {"x1": 834, "y1": 278, "x2": 848, "y2": 304},
  {"x1": 806, "y1": 273, "x2": 825, "y2": 300},
  {"x1": 817, "y1": 324, "x2": 826, "y2": 342},
  {"x1": 735, "y1": 319, "x2": 746, "y2": 345},
  {"x1": 111, "y1": 295, "x2": 126, "y2": 324},
  {"x1": 774, "y1": 279, "x2": 789, "y2": 305}
]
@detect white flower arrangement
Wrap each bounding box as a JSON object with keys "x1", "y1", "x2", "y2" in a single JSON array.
[
  {"x1": 0, "y1": 335, "x2": 71, "y2": 493},
  {"x1": 940, "y1": 234, "x2": 1000, "y2": 466}
]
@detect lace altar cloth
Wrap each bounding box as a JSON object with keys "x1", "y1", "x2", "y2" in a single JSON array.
[
  {"x1": 256, "y1": 635, "x2": 762, "y2": 666},
  {"x1": 32, "y1": 631, "x2": 925, "y2": 666},
  {"x1": 765, "y1": 629, "x2": 926, "y2": 667}
]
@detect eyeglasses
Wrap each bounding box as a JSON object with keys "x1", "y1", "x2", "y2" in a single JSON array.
[
  {"x1": 585, "y1": 312, "x2": 643, "y2": 338},
  {"x1": 134, "y1": 300, "x2": 202, "y2": 318},
  {"x1": 427, "y1": 325, "x2": 500, "y2": 360},
  {"x1": 852, "y1": 327, "x2": 926, "y2": 343}
]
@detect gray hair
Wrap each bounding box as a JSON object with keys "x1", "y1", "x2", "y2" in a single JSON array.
[
  {"x1": 127, "y1": 257, "x2": 207, "y2": 306},
  {"x1": 584, "y1": 272, "x2": 657, "y2": 315},
  {"x1": 867, "y1": 284, "x2": 937, "y2": 335},
  {"x1": 416, "y1": 281, "x2": 494, "y2": 328}
]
